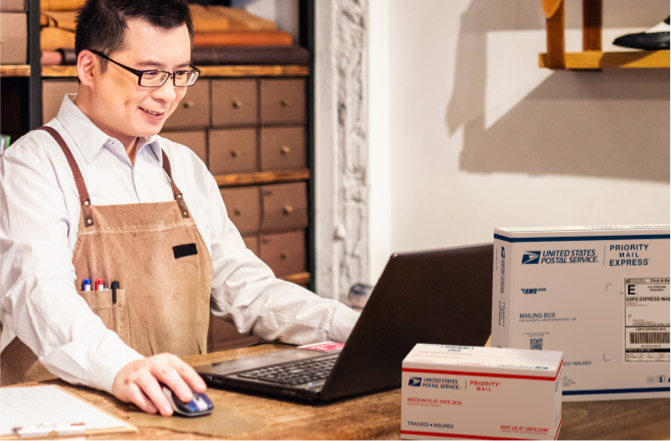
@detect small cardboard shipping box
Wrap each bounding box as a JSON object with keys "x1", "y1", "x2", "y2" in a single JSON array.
[
  {"x1": 401, "y1": 344, "x2": 563, "y2": 440},
  {"x1": 491, "y1": 225, "x2": 670, "y2": 401}
]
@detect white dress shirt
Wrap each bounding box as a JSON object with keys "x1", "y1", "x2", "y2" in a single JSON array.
[{"x1": 0, "y1": 94, "x2": 359, "y2": 393}]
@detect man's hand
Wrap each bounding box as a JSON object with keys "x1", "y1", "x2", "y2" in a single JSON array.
[{"x1": 112, "y1": 353, "x2": 207, "y2": 416}]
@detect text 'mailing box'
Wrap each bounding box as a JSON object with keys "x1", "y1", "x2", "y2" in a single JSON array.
[
  {"x1": 401, "y1": 344, "x2": 563, "y2": 440},
  {"x1": 491, "y1": 225, "x2": 670, "y2": 401}
]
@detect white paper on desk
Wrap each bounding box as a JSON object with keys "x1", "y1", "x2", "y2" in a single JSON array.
[{"x1": 0, "y1": 386, "x2": 126, "y2": 436}]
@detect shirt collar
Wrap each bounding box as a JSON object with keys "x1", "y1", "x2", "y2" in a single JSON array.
[{"x1": 55, "y1": 94, "x2": 160, "y2": 165}]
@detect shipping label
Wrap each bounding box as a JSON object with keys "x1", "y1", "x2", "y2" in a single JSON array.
[{"x1": 624, "y1": 278, "x2": 670, "y2": 362}]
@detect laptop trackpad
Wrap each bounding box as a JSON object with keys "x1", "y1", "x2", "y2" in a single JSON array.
[{"x1": 198, "y1": 349, "x2": 322, "y2": 376}]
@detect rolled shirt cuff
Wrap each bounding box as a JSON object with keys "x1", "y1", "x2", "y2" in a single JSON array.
[
  {"x1": 328, "y1": 304, "x2": 361, "y2": 343},
  {"x1": 86, "y1": 335, "x2": 144, "y2": 394}
]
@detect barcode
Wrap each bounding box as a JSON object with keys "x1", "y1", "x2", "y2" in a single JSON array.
[
  {"x1": 498, "y1": 301, "x2": 505, "y2": 327},
  {"x1": 629, "y1": 332, "x2": 670, "y2": 344}
]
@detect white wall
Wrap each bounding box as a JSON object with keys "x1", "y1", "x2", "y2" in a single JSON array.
[
  {"x1": 367, "y1": 0, "x2": 392, "y2": 284},
  {"x1": 367, "y1": 0, "x2": 669, "y2": 280}
]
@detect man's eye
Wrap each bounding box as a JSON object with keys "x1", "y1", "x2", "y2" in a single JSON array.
[{"x1": 143, "y1": 71, "x2": 160, "y2": 78}]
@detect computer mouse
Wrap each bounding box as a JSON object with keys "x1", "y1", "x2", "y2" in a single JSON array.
[{"x1": 160, "y1": 383, "x2": 214, "y2": 417}]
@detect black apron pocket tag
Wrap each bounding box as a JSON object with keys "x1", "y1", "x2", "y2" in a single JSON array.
[{"x1": 173, "y1": 243, "x2": 198, "y2": 259}]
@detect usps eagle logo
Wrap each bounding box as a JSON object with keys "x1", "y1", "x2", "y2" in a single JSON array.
[
  {"x1": 521, "y1": 251, "x2": 540, "y2": 265},
  {"x1": 408, "y1": 377, "x2": 422, "y2": 387}
]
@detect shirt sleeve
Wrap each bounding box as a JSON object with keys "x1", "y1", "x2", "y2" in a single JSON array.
[
  {"x1": 0, "y1": 134, "x2": 143, "y2": 393},
  {"x1": 205, "y1": 175, "x2": 360, "y2": 345}
]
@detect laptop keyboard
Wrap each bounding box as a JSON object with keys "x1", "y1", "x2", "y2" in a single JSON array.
[{"x1": 236, "y1": 355, "x2": 337, "y2": 386}]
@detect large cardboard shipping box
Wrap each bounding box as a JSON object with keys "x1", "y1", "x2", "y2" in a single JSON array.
[{"x1": 492, "y1": 225, "x2": 669, "y2": 401}]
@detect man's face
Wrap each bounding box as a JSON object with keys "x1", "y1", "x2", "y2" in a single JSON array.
[{"x1": 86, "y1": 19, "x2": 191, "y2": 146}]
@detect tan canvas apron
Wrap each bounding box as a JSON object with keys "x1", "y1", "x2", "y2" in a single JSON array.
[{"x1": 1, "y1": 126, "x2": 213, "y2": 386}]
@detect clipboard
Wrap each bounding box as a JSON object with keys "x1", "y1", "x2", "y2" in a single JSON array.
[{"x1": 1, "y1": 385, "x2": 137, "y2": 439}]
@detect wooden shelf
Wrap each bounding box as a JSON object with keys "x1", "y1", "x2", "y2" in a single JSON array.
[
  {"x1": 1, "y1": 65, "x2": 31, "y2": 77},
  {"x1": 540, "y1": 0, "x2": 670, "y2": 70},
  {"x1": 42, "y1": 64, "x2": 309, "y2": 78},
  {"x1": 540, "y1": 50, "x2": 670, "y2": 69},
  {"x1": 199, "y1": 65, "x2": 309, "y2": 77},
  {"x1": 215, "y1": 169, "x2": 310, "y2": 187},
  {"x1": 280, "y1": 272, "x2": 311, "y2": 286},
  {"x1": 41, "y1": 66, "x2": 75, "y2": 77}
]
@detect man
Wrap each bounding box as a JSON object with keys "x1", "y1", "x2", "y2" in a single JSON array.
[{"x1": 0, "y1": 0, "x2": 358, "y2": 416}]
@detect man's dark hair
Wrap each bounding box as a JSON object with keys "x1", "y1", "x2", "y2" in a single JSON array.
[{"x1": 75, "y1": 0, "x2": 194, "y2": 71}]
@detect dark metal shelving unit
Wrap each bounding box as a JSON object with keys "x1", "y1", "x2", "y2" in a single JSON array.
[
  {"x1": 28, "y1": 0, "x2": 42, "y2": 130},
  {"x1": 298, "y1": 0, "x2": 316, "y2": 293}
]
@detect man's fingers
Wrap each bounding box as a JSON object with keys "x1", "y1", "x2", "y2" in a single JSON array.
[
  {"x1": 154, "y1": 367, "x2": 193, "y2": 403},
  {"x1": 161, "y1": 354, "x2": 207, "y2": 395},
  {"x1": 137, "y1": 373, "x2": 173, "y2": 416},
  {"x1": 126, "y1": 383, "x2": 158, "y2": 415},
  {"x1": 189, "y1": 374, "x2": 207, "y2": 394},
  {"x1": 172, "y1": 358, "x2": 207, "y2": 393}
]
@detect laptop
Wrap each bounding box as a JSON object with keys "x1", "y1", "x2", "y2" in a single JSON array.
[{"x1": 195, "y1": 243, "x2": 493, "y2": 403}]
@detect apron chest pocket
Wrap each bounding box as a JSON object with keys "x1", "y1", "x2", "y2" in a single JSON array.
[{"x1": 77, "y1": 289, "x2": 131, "y2": 346}]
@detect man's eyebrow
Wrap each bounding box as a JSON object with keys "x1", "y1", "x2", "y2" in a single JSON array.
[{"x1": 136, "y1": 60, "x2": 192, "y2": 69}]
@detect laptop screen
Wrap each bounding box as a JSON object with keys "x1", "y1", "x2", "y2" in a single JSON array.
[{"x1": 320, "y1": 243, "x2": 493, "y2": 400}]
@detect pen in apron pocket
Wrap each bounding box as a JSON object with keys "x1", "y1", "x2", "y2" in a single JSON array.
[
  {"x1": 95, "y1": 279, "x2": 104, "y2": 291},
  {"x1": 83, "y1": 279, "x2": 91, "y2": 291},
  {"x1": 111, "y1": 281, "x2": 119, "y2": 304}
]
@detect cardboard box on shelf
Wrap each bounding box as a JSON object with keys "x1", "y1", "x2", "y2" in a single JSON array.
[
  {"x1": 1, "y1": 13, "x2": 27, "y2": 64},
  {"x1": 0, "y1": 0, "x2": 26, "y2": 12}
]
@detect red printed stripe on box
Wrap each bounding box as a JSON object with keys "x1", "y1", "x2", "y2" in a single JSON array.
[{"x1": 402, "y1": 360, "x2": 563, "y2": 382}]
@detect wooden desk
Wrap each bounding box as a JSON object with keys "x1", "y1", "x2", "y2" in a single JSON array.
[{"x1": 9, "y1": 345, "x2": 670, "y2": 440}]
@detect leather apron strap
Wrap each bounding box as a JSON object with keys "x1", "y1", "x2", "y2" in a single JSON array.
[
  {"x1": 161, "y1": 150, "x2": 191, "y2": 219},
  {"x1": 38, "y1": 126, "x2": 95, "y2": 227},
  {"x1": 36, "y1": 126, "x2": 191, "y2": 222}
]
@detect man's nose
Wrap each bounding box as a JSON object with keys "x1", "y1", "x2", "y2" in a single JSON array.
[{"x1": 152, "y1": 76, "x2": 178, "y2": 102}]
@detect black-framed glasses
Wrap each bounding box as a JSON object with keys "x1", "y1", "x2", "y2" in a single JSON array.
[{"x1": 89, "y1": 49, "x2": 200, "y2": 87}]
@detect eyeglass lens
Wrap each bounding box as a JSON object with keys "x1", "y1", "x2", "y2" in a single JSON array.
[{"x1": 140, "y1": 70, "x2": 199, "y2": 87}]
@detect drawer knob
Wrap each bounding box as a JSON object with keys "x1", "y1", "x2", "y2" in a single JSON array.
[
  {"x1": 280, "y1": 146, "x2": 291, "y2": 155},
  {"x1": 280, "y1": 253, "x2": 287, "y2": 260},
  {"x1": 283, "y1": 205, "x2": 294, "y2": 215},
  {"x1": 182, "y1": 101, "x2": 195, "y2": 109},
  {"x1": 234, "y1": 209, "x2": 241, "y2": 216},
  {"x1": 230, "y1": 149, "x2": 239, "y2": 158},
  {"x1": 280, "y1": 99, "x2": 290, "y2": 107},
  {"x1": 232, "y1": 100, "x2": 243, "y2": 109}
]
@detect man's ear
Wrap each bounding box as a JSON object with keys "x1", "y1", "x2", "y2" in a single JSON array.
[{"x1": 77, "y1": 50, "x2": 97, "y2": 87}]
